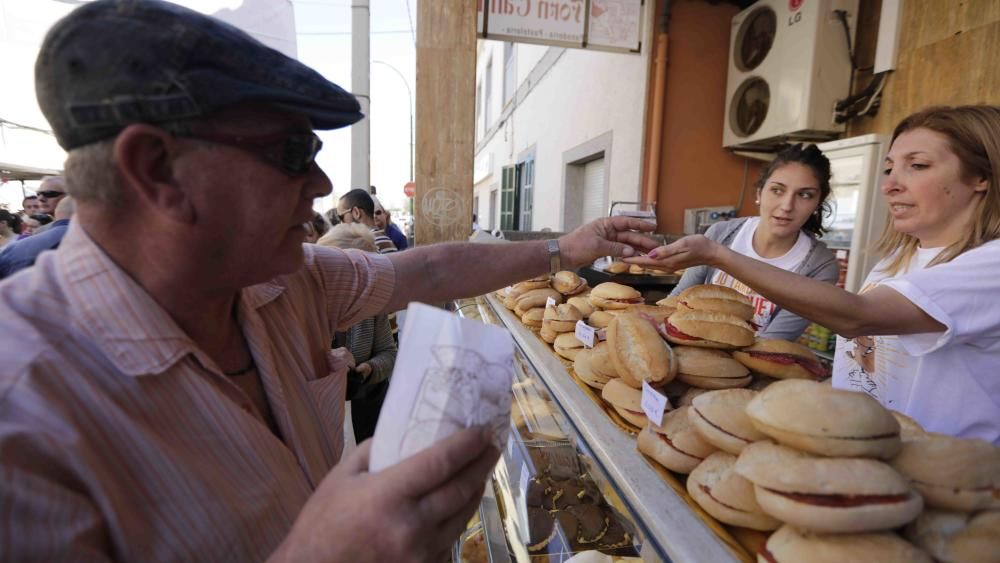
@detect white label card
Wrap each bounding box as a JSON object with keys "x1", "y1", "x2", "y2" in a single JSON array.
[
  {"x1": 596, "y1": 328, "x2": 607, "y2": 341},
  {"x1": 575, "y1": 321, "x2": 596, "y2": 348},
  {"x1": 641, "y1": 380, "x2": 670, "y2": 425},
  {"x1": 546, "y1": 297, "x2": 557, "y2": 308}
]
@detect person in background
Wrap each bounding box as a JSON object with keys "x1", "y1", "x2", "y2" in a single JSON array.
[
  {"x1": 668, "y1": 144, "x2": 839, "y2": 340},
  {"x1": 0, "y1": 210, "x2": 22, "y2": 249},
  {"x1": 336, "y1": 188, "x2": 397, "y2": 253},
  {"x1": 0, "y1": 2, "x2": 657, "y2": 561},
  {"x1": 303, "y1": 210, "x2": 329, "y2": 244},
  {"x1": 630, "y1": 105, "x2": 1000, "y2": 444},
  {"x1": 371, "y1": 194, "x2": 408, "y2": 250},
  {"x1": 21, "y1": 195, "x2": 41, "y2": 215},
  {"x1": 19, "y1": 214, "x2": 55, "y2": 239},
  {"x1": 317, "y1": 223, "x2": 397, "y2": 442},
  {"x1": 0, "y1": 197, "x2": 74, "y2": 278},
  {"x1": 472, "y1": 213, "x2": 479, "y2": 232},
  {"x1": 35, "y1": 176, "x2": 67, "y2": 215}
]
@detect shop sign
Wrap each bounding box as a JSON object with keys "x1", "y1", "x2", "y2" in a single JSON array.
[{"x1": 477, "y1": 0, "x2": 643, "y2": 53}]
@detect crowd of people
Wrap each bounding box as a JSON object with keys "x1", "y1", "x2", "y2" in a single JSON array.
[
  {"x1": 0, "y1": 176, "x2": 76, "y2": 279},
  {"x1": 0, "y1": 1, "x2": 997, "y2": 562}
]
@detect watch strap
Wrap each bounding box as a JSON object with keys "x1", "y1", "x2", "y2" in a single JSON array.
[{"x1": 546, "y1": 239, "x2": 561, "y2": 274}]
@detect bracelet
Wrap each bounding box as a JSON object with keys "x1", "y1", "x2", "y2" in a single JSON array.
[{"x1": 546, "y1": 239, "x2": 561, "y2": 274}]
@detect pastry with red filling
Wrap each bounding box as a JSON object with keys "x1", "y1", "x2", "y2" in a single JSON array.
[
  {"x1": 674, "y1": 346, "x2": 751, "y2": 389},
  {"x1": 733, "y1": 338, "x2": 828, "y2": 380},
  {"x1": 608, "y1": 313, "x2": 676, "y2": 389},
  {"x1": 758, "y1": 524, "x2": 930, "y2": 563},
  {"x1": 687, "y1": 451, "x2": 781, "y2": 531},
  {"x1": 676, "y1": 284, "x2": 754, "y2": 321},
  {"x1": 589, "y1": 282, "x2": 643, "y2": 310},
  {"x1": 891, "y1": 433, "x2": 1000, "y2": 512},
  {"x1": 601, "y1": 378, "x2": 647, "y2": 428},
  {"x1": 637, "y1": 406, "x2": 717, "y2": 474},
  {"x1": 665, "y1": 310, "x2": 755, "y2": 349},
  {"x1": 688, "y1": 389, "x2": 767, "y2": 454},
  {"x1": 746, "y1": 379, "x2": 902, "y2": 459},
  {"x1": 735, "y1": 442, "x2": 923, "y2": 533}
]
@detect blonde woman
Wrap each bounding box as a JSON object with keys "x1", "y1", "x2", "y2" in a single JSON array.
[
  {"x1": 317, "y1": 223, "x2": 397, "y2": 442},
  {"x1": 632, "y1": 106, "x2": 1000, "y2": 443}
]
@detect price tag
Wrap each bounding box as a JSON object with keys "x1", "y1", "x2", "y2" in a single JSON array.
[
  {"x1": 596, "y1": 328, "x2": 607, "y2": 341},
  {"x1": 641, "y1": 380, "x2": 671, "y2": 425},
  {"x1": 546, "y1": 296, "x2": 557, "y2": 309},
  {"x1": 575, "y1": 320, "x2": 596, "y2": 348}
]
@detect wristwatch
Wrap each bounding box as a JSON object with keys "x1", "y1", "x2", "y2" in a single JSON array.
[{"x1": 546, "y1": 239, "x2": 561, "y2": 274}]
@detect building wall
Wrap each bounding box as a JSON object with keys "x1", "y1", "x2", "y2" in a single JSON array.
[
  {"x1": 472, "y1": 2, "x2": 654, "y2": 232},
  {"x1": 848, "y1": 0, "x2": 1000, "y2": 137},
  {"x1": 647, "y1": 1, "x2": 763, "y2": 235}
]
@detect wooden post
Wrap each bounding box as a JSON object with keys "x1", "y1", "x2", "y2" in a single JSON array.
[{"x1": 414, "y1": 0, "x2": 476, "y2": 245}]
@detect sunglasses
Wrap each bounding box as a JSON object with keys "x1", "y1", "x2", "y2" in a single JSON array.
[
  {"x1": 374, "y1": 209, "x2": 384, "y2": 216},
  {"x1": 37, "y1": 190, "x2": 65, "y2": 199},
  {"x1": 336, "y1": 207, "x2": 354, "y2": 222},
  {"x1": 176, "y1": 130, "x2": 323, "y2": 176}
]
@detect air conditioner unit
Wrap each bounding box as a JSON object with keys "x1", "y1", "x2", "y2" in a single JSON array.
[{"x1": 723, "y1": 0, "x2": 858, "y2": 151}]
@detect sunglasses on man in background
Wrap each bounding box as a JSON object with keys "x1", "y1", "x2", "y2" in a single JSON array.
[{"x1": 37, "y1": 190, "x2": 65, "y2": 199}]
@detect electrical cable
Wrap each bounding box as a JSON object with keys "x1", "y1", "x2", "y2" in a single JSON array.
[{"x1": 834, "y1": 9, "x2": 856, "y2": 70}]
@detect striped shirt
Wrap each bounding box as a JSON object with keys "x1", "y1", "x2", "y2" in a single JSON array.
[
  {"x1": 0, "y1": 221, "x2": 395, "y2": 562},
  {"x1": 371, "y1": 227, "x2": 398, "y2": 254}
]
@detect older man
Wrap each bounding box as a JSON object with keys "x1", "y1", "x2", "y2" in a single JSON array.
[
  {"x1": 0, "y1": 2, "x2": 655, "y2": 562},
  {"x1": 34, "y1": 175, "x2": 67, "y2": 215}
]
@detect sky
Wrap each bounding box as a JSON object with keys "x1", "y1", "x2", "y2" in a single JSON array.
[{"x1": 0, "y1": 0, "x2": 417, "y2": 214}]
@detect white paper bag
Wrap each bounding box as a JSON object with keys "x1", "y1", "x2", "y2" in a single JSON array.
[{"x1": 369, "y1": 302, "x2": 514, "y2": 472}]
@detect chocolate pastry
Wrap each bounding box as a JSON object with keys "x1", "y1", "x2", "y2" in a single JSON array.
[
  {"x1": 545, "y1": 478, "x2": 600, "y2": 510},
  {"x1": 596, "y1": 511, "x2": 633, "y2": 550},
  {"x1": 525, "y1": 507, "x2": 556, "y2": 552},
  {"x1": 567, "y1": 504, "x2": 609, "y2": 544},
  {"x1": 524, "y1": 478, "x2": 548, "y2": 507},
  {"x1": 554, "y1": 510, "x2": 580, "y2": 541}
]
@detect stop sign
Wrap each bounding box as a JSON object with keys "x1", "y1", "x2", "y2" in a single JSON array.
[{"x1": 403, "y1": 181, "x2": 416, "y2": 198}]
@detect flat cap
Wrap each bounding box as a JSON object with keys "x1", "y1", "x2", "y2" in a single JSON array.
[{"x1": 36, "y1": 0, "x2": 363, "y2": 150}]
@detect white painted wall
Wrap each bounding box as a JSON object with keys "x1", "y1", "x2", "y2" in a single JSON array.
[{"x1": 472, "y1": 1, "x2": 653, "y2": 232}]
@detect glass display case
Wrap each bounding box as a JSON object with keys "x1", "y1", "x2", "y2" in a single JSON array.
[{"x1": 454, "y1": 297, "x2": 759, "y2": 563}]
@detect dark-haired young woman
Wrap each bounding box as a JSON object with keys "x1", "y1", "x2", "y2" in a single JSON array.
[{"x1": 668, "y1": 144, "x2": 840, "y2": 340}]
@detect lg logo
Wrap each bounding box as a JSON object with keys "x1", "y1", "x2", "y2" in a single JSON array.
[{"x1": 788, "y1": 0, "x2": 804, "y2": 26}]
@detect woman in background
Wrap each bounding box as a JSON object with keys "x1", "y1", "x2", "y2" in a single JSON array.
[
  {"x1": 317, "y1": 223, "x2": 397, "y2": 442},
  {"x1": 670, "y1": 144, "x2": 839, "y2": 340},
  {"x1": 631, "y1": 106, "x2": 1000, "y2": 443}
]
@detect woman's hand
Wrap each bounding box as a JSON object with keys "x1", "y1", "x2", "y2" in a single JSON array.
[{"x1": 624, "y1": 235, "x2": 726, "y2": 271}]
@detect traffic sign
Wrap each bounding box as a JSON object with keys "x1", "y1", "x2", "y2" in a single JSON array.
[{"x1": 403, "y1": 181, "x2": 416, "y2": 197}]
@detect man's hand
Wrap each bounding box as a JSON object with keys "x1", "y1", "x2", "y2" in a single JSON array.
[
  {"x1": 330, "y1": 347, "x2": 357, "y2": 371},
  {"x1": 624, "y1": 234, "x2": 725, "y2": 272},
  {"x1": 271, "y1": 427, "x2": 500, "y2": 563},
  {"x1": 558, "y1": 216, "x2": 659, "y2": 269},
  {"x1": 355, "y1": 362, "x2": 372, "y2": 378}
]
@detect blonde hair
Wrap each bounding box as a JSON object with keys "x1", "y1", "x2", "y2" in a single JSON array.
[
  {"x1": 875, "y1": 105, "x2": 1000, "y2": 276},
  {"x1": 317, "y1": 223, "x2": 378, "y2": 252}
]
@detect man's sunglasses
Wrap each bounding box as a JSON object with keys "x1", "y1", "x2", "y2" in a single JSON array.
[
  {"x1": 336, "y1": 207, "x2": 354, "y2": 222},
  {"x1": 176, "y1": 130, "x2": 323, "y2": 176},
  {"x1": 37, "y1": 190, "x2": 65, "y2": 199}
]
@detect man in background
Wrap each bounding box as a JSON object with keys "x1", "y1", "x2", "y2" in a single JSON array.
[
  {"x1": 0, "y1": 196, "x2": 74, "y2": 278},
  {"x1": 35, "y1": 176, "x2": 67, "y2": 215},
  {"x1": 336, "y1": 188, "x2": 397, "y2": 253},
  {"x1": 21, "y1": 195, "x2": 41, "y2": 215}
]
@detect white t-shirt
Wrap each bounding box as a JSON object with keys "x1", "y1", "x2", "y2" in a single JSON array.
[
  {"x1": 710, "y1": 217, "x2": 811, "y2": 331},
  {"x1": 832, "y1": 239, "x2": 1000, "y2": 443}
]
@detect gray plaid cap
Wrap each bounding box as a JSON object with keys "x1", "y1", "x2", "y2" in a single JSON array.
[{"x1": 35, "y1": 0, "x2": 363, "y2": 150}]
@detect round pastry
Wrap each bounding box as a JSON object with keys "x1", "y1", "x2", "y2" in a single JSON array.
[
  {"x1": 513, "y1": 277, "x2": 551, "y2": 292},
  {"x1": 732, "y1": 338, "x2": 828, "y2": 380},
  {"x1": 678, "y1": 386, "x2": 709, "y2": 406},
  {"x1": 736, "y1": 442, "x2": 923, "y2": 534},
  {"x1": 606, "y1": 261, "x2": 629, "y2": 274},
  {"x1": 539, "y1": 323, "x2": 558, "y2": 344},
  {"x1": 567, "y1": 295, "x2": 594, "y2": 319},
  {"x1": 891, "y1": 410, "x2": 926, "y2": 442},
  {"x1": 687, "y1": 452, "x2": 781, "y2": 531},
  {"x1": 628, "y1": 264, "x2": 645, "y2": 275},
  {"x1": 665, "y1": 310, "x2": 755, "y2": 349},
  {"x1": 553, "y1": 332, "x2": 586, "y2": 361},
  {"x1": 515, "y1": 288, "x2": 563, "y2": 316},
  {"x1": 890, "y1": 434, "x2": 1000, "y2": 512},
  {"x1": 589, "y1": 282, "x2": 643, "y2": 310},
  {"x1": 674, "y1": 346, "x2": 751, "y2": 389},
  {"x1": 601, "y1": 378, "x2": 647, "y2": 428},
  {"x1": 573, "y1": 347, "x2": 614, "y2": 390},
  {"x1": 588, "y1": 309, "x2": 622, "y2": 329},
  {"x1": 676, "y1": 284, "x2": 754, "y2": 321},
  {"x1": 759, "y1": 524, "x2": 931, "y2": 563},
  {"x1": 745, "y1": 379, "x2": 902, "y2": 459},
  {"x1": 521, "y1": 307, "x2": 545, "y2": 328},
  {"x1": 689, "y1": 389, "x2": 766, "y2": 454},
  {"x1": 544, "y1": 303, "x2": 584, "y2": 332},
  {"x1": 553, "y1": 270, "x2": 588, "y2": 296},
  {"x1": 904, "y1": 509, "x2": 1000, "y2": 563},
  {"x1": 637, "y1": 406, "x2": 717, "y2": 474}
]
